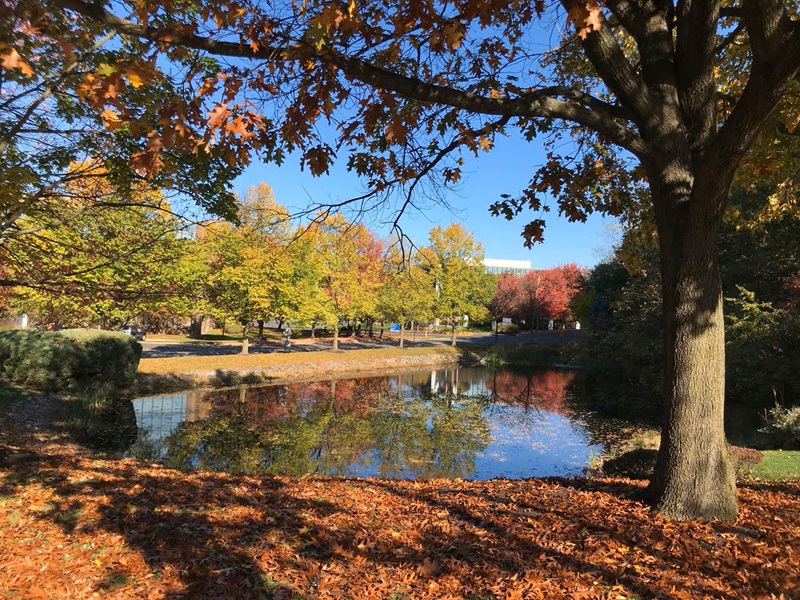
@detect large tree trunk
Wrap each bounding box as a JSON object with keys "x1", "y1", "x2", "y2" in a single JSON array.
[
  {"x1": 399, "y1": 322, "x2": 404, "y2": 348},
  {"x1": 332, "y1": 324, "x2": 339, "y2": 351},
  {"x1": 648, "y1": 180, "x2": 737, "y2": 521}
]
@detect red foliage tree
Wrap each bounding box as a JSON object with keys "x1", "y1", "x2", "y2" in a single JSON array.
[
  {"x1": 514, "y1": 264, "x2": 586, "y2": 329},
  {"x1": 486, "y1": 273, "x2": 520, "y2": 341}
]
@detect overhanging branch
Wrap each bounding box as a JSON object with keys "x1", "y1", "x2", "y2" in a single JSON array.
[{"x1": 53, "y1": 0, "x2": 648, "y2": 156}]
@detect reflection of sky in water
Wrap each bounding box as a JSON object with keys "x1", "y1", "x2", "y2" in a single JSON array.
[
  {"x1": 332, "y1": 409, "x2": 600, "y2": 480},
  {"x1": 475, "y1": 408, "x2": 603, "y2": 478},
  {"x1": 130, "y1": 367, "x2": 608, "y2": 480}
]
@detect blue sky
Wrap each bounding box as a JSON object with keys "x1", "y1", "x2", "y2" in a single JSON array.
[{"x1": 234, "y1": 132, "x2": 618, "y2": 269}]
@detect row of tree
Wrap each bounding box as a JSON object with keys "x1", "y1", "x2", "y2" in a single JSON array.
[{"x1": 5, "y1": 179, "x2": 582, "y2": 349}]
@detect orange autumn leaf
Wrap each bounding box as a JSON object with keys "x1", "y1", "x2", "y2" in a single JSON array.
[
  {"x1": 566, "y1": 0, "x2": 604, "y2": 40},
  {"x1": 1, "y1": 47, "x2": 34, "y2": 77}
]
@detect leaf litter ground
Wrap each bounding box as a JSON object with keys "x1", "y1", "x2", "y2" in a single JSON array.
[{"x1": 1, "y1": 439, "x2": 798, "y2": 599}]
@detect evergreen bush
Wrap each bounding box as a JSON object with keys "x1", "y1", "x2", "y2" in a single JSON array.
[{"x1": 0, "y1": 329, "x2": 141, "y2": 392}]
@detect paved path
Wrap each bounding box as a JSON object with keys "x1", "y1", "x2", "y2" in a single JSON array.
[{"x1": 141, "y1": 330, "x2": 580, "y2": 359}]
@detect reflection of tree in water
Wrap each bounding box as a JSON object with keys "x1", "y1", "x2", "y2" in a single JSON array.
[
  {"x1": 486, "y1": 370, "x2": 576, "y2": 414},
  {"x1": 160, "y1": 374, "x2": 492, "y2": 479}
]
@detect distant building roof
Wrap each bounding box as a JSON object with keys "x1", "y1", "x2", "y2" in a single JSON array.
[
  {"x1": 483, "y1": 259, "x2": 531, "y2": 269},
  {"x1": 482, "y1": 258, "x2": 532, "y2": 275}
]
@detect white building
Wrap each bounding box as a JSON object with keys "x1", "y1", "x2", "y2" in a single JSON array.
[{"x1": 482, "y1": 258, "x2": 532, "y2": 276}]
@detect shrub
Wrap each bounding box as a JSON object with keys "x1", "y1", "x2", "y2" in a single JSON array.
[
  {"x1": 0, "y1": 329, "x2": 141, "y2": 392},
  {"x1": 60, "y1": 329, "x2": 142, "y2": 389},
  {"x1": 729, "y1": 445, "x2": 765, "y2": 477},
  {"x1": 501, "y1": 323, "x2": 519, "y2": 334},
  {"x1": 760, "y1": 404, "x2": 800, "y2": 450},
  {"x1": 482, "y1": 343, "x2": 564, "y2": 367}
]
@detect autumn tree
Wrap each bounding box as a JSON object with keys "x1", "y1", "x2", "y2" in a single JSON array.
[
  {"x1": 7, "y1": 174, "x2": 185, "y2": 329},
  {"x1": 0, "y1": 1, "x2": 240, "y2": 282},
  {"x1": 313, "y1": 216, "x2": 385, "y2": 350},
  {"x1": 378, "y1": 246, "x2": 434, "y2": 347},
  {"x1": 421, "y1": 224, "x2": 494, "y2": 346},
  {"x1": 514, "y1": 265, "x2": 585, "y2": 333},
  {"x1": 24, "y1": 0, "x2": 800, "y2": 519},
  {"x1": 272, "y1": 232, "x2": 331, "y2": 334},
  {"x1": 487, "y1": 273, "x2": 520, "y2": 342},
  {"x1": 198, "y1": 185, "x2": 292, "y2": 352}
]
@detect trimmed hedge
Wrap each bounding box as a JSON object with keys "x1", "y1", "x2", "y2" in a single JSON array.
[{"x1": 0, "y1": 329, "x2": 142, "y2": 392}]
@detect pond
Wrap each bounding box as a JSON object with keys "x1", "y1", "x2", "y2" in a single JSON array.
[{"x1": 123, "y1": 367, "x2": 641, "y2": 480}]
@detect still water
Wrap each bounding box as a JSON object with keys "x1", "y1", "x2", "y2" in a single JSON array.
[{"x1": 129, "y1": 367, "x2": 627, "y2": 480}]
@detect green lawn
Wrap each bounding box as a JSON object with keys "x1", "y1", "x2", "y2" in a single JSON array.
[{"x1": 751, "y1": 450, "x2": 800, "y2": 481}]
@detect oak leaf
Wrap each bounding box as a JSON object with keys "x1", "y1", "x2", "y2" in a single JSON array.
[
  {"x1": 1, "y1": 47, "x2": 34, "y2": 77},
  {"x1": 566, "y1": 1, "x2": 604, "y2": 40}
]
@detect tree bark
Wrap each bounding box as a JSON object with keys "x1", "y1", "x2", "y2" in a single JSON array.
[
  {"x1": 648, "y1": 180, "x2": 737, "y2": 521},
  {"x1": 188, "y1": 316, "x2": 203, "y2": 339},
  {"x1": 241, "y1": 327, "x2": 249, "y2": 355},
  {"x1": 399, "y1": 322, "x2": 404, "y2": 348},
  {"x1": 450, "y1": 321, "x2": 457, "y2": 346},
  {"x1": 332, "y1": 324, "x2": 339, "y2": 351}
]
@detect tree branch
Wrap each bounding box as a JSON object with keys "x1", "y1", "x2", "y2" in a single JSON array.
[
  {"x1": 562, "y1": 1, "x2": 657, "y2": 133},
  {"x1": 53, "y1": 0, "x2": 647, "y2": 156},
  {"x1": 698, "y1": 25, "x2": 800, "y2": 211},
  {"x1": 743, "y1": 0, "x2": 795, "y2": 59},
  {"x1": 675, "y1": 0, "x2": 721, "y2": 163},
  {"x1": 605, "y1": 0, "x2": 644, "y2": 39},
  {"x1": 635, "y1": 0, "x2": 679, "y2": 104}
]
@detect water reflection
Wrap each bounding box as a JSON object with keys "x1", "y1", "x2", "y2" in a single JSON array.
[{"x1": 130, "y1": 367, "x2": 608, "y2": 480}]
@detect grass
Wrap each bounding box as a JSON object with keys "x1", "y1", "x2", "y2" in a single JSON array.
[
  {"x1": 751, "y1": 450, "x2": 800, "y2": 481},
  {"x1": 0, "y1": 382, "x2": 27, "y2": 412},
  {"x1": 481, "y1": 343, "x2": 568, "y2": 367},
  {"x1": 0, "y1": 382, "x2": 30, "y2": 434},
  {"x1": 138, "y1": 346, "x2": 462, "y2": 376}
]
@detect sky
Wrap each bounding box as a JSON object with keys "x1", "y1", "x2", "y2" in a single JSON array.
[{"x1": 234, "y1": 131, "x2": 619, "y2": 270}]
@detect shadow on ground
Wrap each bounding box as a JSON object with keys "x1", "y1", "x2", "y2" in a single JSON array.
[{"x1": 1, "y1": 440, "x2": 797, "y2": 599}]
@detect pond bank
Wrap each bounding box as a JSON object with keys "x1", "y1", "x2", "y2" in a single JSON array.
[{"x1": 134, "y1": 346, "x2": 473, "y2": 394}]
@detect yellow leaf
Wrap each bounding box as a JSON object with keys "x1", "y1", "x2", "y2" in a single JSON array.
[
  {"x1": 126, "y1": 72, "x2": 145, "y2": 87},
  {"x1": 100, "y1": 108, "x2": 122, "y2": 125}
]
